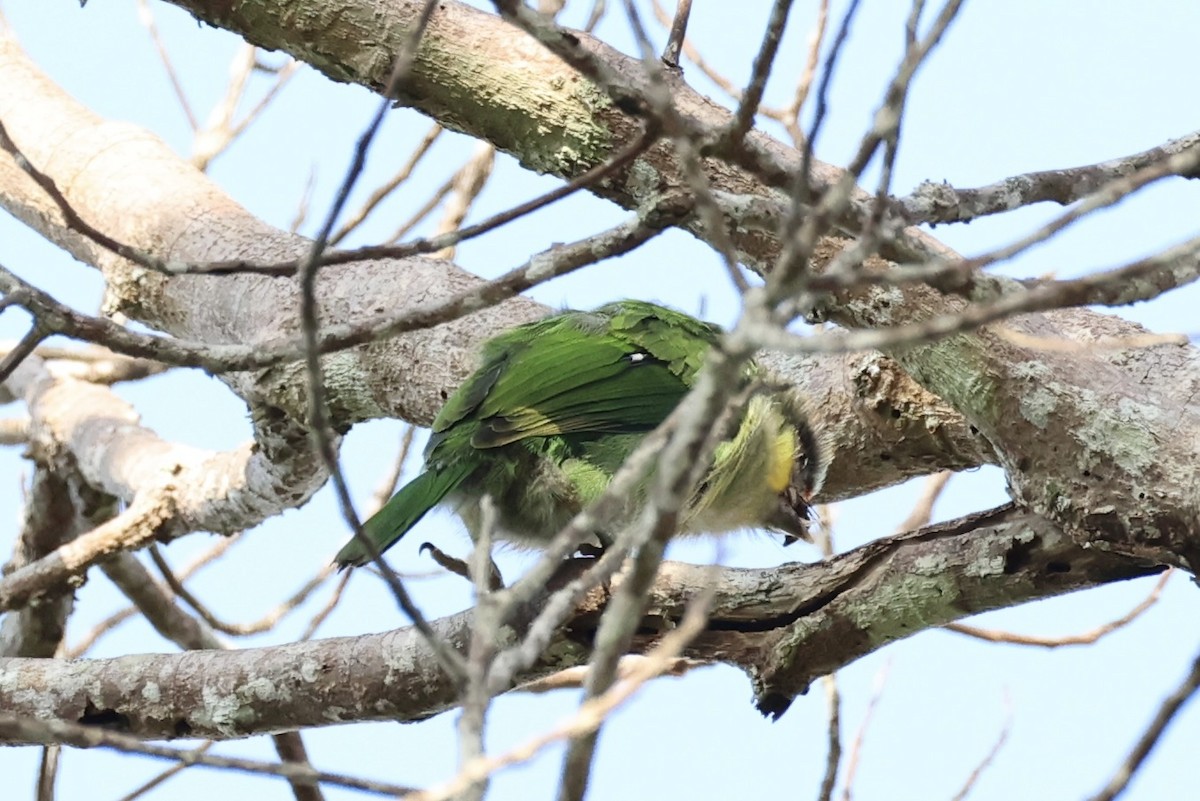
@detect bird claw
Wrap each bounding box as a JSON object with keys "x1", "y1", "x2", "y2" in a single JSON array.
[
  {"x1": 419, "y1": 542, "x2": 505, "y2": 591},
  {"x1": 575, "y1": 542, "x2": 606, "y2": 559},
  {"x1": 575, "y1": 531, "x2": 614, "y2": 559}
]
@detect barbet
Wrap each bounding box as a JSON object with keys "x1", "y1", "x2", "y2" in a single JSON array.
[{"x1": 335, "y1": 300, "x2": 827, "y2": 568}]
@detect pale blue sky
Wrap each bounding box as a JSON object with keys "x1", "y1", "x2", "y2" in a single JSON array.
[{"x1": 1, "y1": 2, "x2": 1197, "y2": 800}]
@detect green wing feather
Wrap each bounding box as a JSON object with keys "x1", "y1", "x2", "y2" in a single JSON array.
[
  {"x1": 334, "y1": 459, "x2": 476, "y2": 568},
  {"x1": 432, "y1": 301, "x2": 719, "y2": 452}
]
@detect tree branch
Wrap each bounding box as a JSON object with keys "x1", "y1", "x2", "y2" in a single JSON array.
[{"x1": 0, "y1": 505, "x2": 1156, "y2": 741}]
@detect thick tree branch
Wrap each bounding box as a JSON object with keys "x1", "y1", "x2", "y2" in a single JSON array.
[
  {"x1": 3, "y1": 356, "x2": 325, "y2": 535},
  {"x1": 105, "y1": 546, "x2": 327, "y2": 801},
  {"x1": 0, "y1": 505, "x2": 1156, "y2": 741},
  {"x1": 0, "y1": 354, "x2": 326, "y2": 606}
]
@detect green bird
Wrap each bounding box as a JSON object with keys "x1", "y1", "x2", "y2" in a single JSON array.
[{"x1": 334, "y1": 300, "x2": 827, "y2": 568}]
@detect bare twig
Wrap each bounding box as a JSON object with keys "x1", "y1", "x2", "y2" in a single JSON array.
[
  {"x1": 660, "y1": 0, "x2": 692, "y2": 69},
  {"x1": 409, "y1": 593, "x2": 716, "y2": 801},
  {"x1": 432, "y1": 141, "x2": 495, "y2": 260},
  {"x1": 148, "y1": 545, "x2": 336, "y2": 637},
  {"x1": 650, "y1": 0, "x2": 824, "y2": 149},
  {"x1": 102, "y1": 553, "x2": 224, "y2": 651},
  {"x1": 621, "y1": 0, "x2": 746, "y2": 292},
  {"x1": 273, "y1": 732, "x2": 327, "y2": 801},
  {"x1": 1086, "y1": 645, "x2": 1200, "y2": 801},
  {"x1": 0, "y1": 202, "x2": 668, "y2": 374},
  {"x1": 0, "y1": 119, "x2": 178, "y2": 276},
  {"x1": 330, "y1": 123, "x2": 443, "y2": 245},
  {"x1": 725, "y1": 0, "x2": 795, "y2": 148},
  {"x1": 290, "y1": 166, "x2": 318, "y2": 234},
  {"x1": 948, "y1": 692, "x2": 1013, "y2": 801},
  {"x1": 750, "y1": 233, "x2": 1200, "y2": 357},
  {"x1": 773, "y1": 0, "x2": 962, "y2": 297},
  {"x1": 816, "y1": 512, "x2": 841, "y2": 801},
  {"x1": 946, "y1": 570, "x2": 1172, "y2": 647},
  {"x1": 383, "y1": 174, "x2": 456, "y2": 243},
  {"x1": 64, "y1": 604, "x2": 138, "y2": 658},
  {"x1": 794, "y1": 0, "x2": 862, "y2": 208},
  {"x1": 556, "y1": 530, "x2": 682, "y2": 799},
  {"x1": 369, "y1": 425, "x2": 416, "y2": 512},
  {"x1": 650, "y1": 0, "x2": 739, "y2": 98},
  {"x1": 779, "y1": 0, "x2": 828, "y2": 146},
  {"x1": 892, "y1": 470, "x2": 951, "y2": 533},
  {"x1": 207, "y1": 123, "x2": 659, "y2": 275},
  {"x1": 0, "y1": 491, "x2": 174, "y2": 613},
  {"x1": 298, "y1": 569, "x2": 353, "y2": 641},
  {"x1": 910, "y1": 139, "x2": 1200, "y2": 278},
  {"x1": 515, "y1": 656, "x2": 704, "y2": 693},
  {"x1": 36, "y1": 745, "x2": 59, "y2": 801},
  {"x1": 816, "y1": 674, "x2": 842, "y2": 801},
  {"x1": 0, "y1": 325, "x2": 46, "y2": 384},
  {"x1": 0, "y1": 214, "x2": 609, "y2": 370},
  {"x1": 135, "y1": 0, "x2": 197, "y2": 131},
  {"x1": 905, "y1": 130, "x2": 1200, "y2": 225},
  {"x1": 584, "y1": 0, "x2": 608, "y2": 32},
  {"x1": 114, "y1": 742, "x2": 215, "y2": 801},
  {"x1": 454, "y1": 498, "x2": 503, "y2": 801},
  {"x1": 0, "y1": 713, "x2": 415, "y2": 797},
  {"x1": 840, "y1": 659, "x2": 891, "y2": 801},
  {"x1": 192, "y1": 43, "x2": 299, "y2": 170},
  {"x1": 66, "y1": 536, "x2": 236, "y2": 658}
]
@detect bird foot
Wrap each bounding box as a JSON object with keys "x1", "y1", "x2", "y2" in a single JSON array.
[
  {"x1": 419, "y1": 542, "x2": 505, "y2": 591},
  {"x1": 574, "y1": 531, "x2": 615, "y2": 559}
]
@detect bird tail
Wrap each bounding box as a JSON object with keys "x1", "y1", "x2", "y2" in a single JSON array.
[{"x1": 334, "y1": 462, "x2": 474, "y2": 569}]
